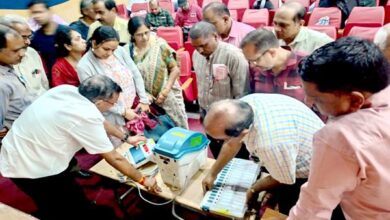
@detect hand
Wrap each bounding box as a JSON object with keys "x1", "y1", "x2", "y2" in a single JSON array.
[
  {"x1": 0, "y1": 127, "x2": 8, "y2": 138},
  {"x1": 126, "y1": 135, "x2": 146, "y2": 145},
  {"x1": 246, "y1": 188, "x2": 255, "y2": 205},
  {"x1": 155, "y1": 88, "x2": 170, "y2": 105},
  {"x1": 202, "y1": 173, "x2": 217, "y2": 193},
  {"x1": 260, "y1": 192, "x2": 274, "y2": 207},
  {"x1": 143, "y1": 176, "x2": 162, "y2": 193},
  {"x1": 135, "y1": 103, "x2": 150, "y2": 113},
  {"x1": 123, "y1": 108, "x2": 139, "y2": 121}
]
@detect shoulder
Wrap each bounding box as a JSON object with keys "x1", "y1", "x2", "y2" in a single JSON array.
[{"x1": 303, "y1": 27, "x2": 333, "y2": 42}]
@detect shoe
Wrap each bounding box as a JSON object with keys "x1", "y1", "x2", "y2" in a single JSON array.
[{"x1": 75, "y1": 170, "x2": 93, "y2": 179}]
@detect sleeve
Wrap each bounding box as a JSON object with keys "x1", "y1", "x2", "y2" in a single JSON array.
[
  {"x1": 229, "y1": 52, "x2": 250, "y2": 98},
  {"x1": 197, "y1": 6, "x2": 203, "y2": 20},
  {"x1": 288, "y1": 135, "x2": 359, "y2": 220},
  {"x1": 0, "y1": 85, "x2": 10, "y2": 130},
  {"x1": 76, "y1": 60, "x2": 95, "y2": 82},
  {"x1": 161, "y1": 43, "x2": 177, "y2": 70},
  {"x1": 51, "y1": 62, "x2": 63, "y2": 87},
  {"x1": 174, "y1": 12, "x2": 182, "y2": 26},
  {"x1": 33, "y1": 48, "x2": 49, "y2": 89},
  {"x1": 166, "y1": 12, "x2": 175, "y2": 27},
  {"x1": 145, "y1": 14, "x2": 152, "y2": 27}
]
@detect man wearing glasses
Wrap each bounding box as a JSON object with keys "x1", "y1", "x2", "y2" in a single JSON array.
[{"x1": 241, "y1": 28, "x2": 307, "y2": 103}]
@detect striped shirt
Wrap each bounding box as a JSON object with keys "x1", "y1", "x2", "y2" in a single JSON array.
[
  {"x1": 241, "y1": 94, "x2": 324, "y2": 184},
  {"x1": 193, "y1": 41, "x2": 250, "y2": 110}
]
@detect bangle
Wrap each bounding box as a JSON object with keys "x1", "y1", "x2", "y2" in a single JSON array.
[
  {"x1": 121, "y1": 133, "x2": 129, "y2": 142},
  {"x1": 250, "y1": 188, "x2": 256, "y2": 193},
  {"x1": 137, "y1": 176, "x2": 146, "y2": 185}
]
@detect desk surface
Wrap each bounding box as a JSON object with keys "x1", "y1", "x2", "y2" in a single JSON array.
[{"x1": 0, "y1": 203, "x2": 38, "y2": 220}]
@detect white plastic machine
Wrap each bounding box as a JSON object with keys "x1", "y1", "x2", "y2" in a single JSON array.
[
  {"x1": 123, "y1": 139, "x2": 155, "y2": 168},
  {"x1": 153, "y1": 127, "x2": 210, "y2": 190}
]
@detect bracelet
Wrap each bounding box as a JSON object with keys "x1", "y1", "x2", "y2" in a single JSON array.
[
  {"x1": 137, "y1": 176, "x2": 146, "y2": 185},
  {"x1": 121, "y1": 133, "x2": 130, "y2": 142},
  {"x1": 250, "y1": 188, "x2": 256, "y2": 193}
]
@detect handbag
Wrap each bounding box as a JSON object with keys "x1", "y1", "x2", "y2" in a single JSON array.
[{"x1": 143, "y1": 112, "x2": 176, "y2": 142}]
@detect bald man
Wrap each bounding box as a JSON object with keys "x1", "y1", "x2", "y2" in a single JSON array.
[
  {"x1": 145, "y1": 0, "x2": 174, "y2": 30},
  {"x1": 202, "y1": 94, "x2": 324, "y2": 215},
  {"x1": 374, "y1": 24, "x2": 390, "y2": 62},
  {"x1": 273, "y1": 2, "x2": 332, "y2": 54}
]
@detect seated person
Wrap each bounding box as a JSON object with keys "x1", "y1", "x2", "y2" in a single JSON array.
[
  {"x1": 175, "y1": 0, "x2": 202, "y2": 41},
  {"x1": 145, "y1": 0, "x2": 174, "y2": 31}
]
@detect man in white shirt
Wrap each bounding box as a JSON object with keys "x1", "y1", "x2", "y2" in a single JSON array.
[{"x1": 0, "y1": 75, "x2": 160, "y2": 220}]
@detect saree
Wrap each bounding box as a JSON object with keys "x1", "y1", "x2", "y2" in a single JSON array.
[{"x1": 51, "y1": 57, "x2": 80, "y2": 87}]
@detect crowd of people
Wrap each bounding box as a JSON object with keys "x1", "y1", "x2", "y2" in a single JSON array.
[{"x1": 1, "y1": 0, "x2": 390, "y2": 219}]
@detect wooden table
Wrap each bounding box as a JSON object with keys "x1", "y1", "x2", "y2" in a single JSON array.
[{"x1": 0, "y1": 203, "x2": 38, "y2": 220}]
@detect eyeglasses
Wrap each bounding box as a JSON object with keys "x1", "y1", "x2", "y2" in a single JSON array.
[
  {"x1": 248, "y1": 50, "x2": 269, "y2": 65},
  {"x1": 134, "y1": 31, "x2": 150, "y2": 38},
  {"x1": 21, "y1": 34, "x2": 33, "y2": 41},
  {"x1": 102, "y1": 99, "x2": 117, "y2": 106}
]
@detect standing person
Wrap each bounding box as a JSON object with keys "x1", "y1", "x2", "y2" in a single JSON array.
[
  {"x1": 52, "y1": 26, "x2": 87, "y2": 87},
  {"x1": 174, "y1": 0, "x2": 202, "y2": 41},
  {"x1": 145, "y1": 0, "x2": 175, "y2": 31},
  {"x1": 202, "y1": 94, "x2": 324, "y2": 215},
  {"x1": 0, "y1": 75, "x2": 161, "y2": 220},
  {"x1": 126, "y1": 16, "x2": 188, "y2": 128},
  {"x1": 70, "y1": 0, "x2": 97, "y2": 40},
  {"x1": 288, "y1": 37, "x2": 390, "y2": 219}
]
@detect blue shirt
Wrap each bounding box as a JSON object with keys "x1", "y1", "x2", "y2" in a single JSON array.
[{"x1": 70, "y1": 19, "x2": 89, "y2": 40}]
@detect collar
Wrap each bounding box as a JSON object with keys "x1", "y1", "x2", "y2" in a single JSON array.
[
  {"x1": 365, "y1": 86, "x2": 390, "y2": 109},
  {"x1": 0, "y1": 64, "x2": 13, "y2": 75},
  {"x1": 279, "y1": 27, "x2": 308, "y2": 47},
  {"x1": 206, "y1": 41, "x2": 221, "y2": 61},
  {"x1": 222, "y1": 19, "x2": 237, "y2": 41}
]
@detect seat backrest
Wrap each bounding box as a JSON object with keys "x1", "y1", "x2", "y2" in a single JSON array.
[
  {"x1": 157, "y1": 26, "x2": 184, "y2": 49},
  {"x1": 284, "y1": 0, "x2": 311, "y2": 9},
  {"x1": 227, "y1": 0, "x2": 250, "y2": 10},
  {"x1": 348, "y1": 26, "x2": 380, "y2": 41},
  {"x1": 117, "y1": 4, "x2": 129, "y2": 19},
  {"x1": 343, "y1": 6, "x2": 384, "y2": 36},
  {"x1": 308, "y1": 26, "x2": 337, "y2": 39},
  {"x1": 131, "y1": 2, "x2": 149, "y2": 13},
  {"x1": 269, "y1": 0, "x2": 280, "y2": 9},
  {"x1": 202, "y1": 0, "x2": 223, "y2": 8},
  {"x1": 308, "y1": 7, "x2": 342, "y2": 28},
  {"x1": 229, "y1": 9, "x2": 238, "y2": 21},
  {"x1": 159, "y1": 0, "x2": 175, "y2": 14},
  {"x1": 242, "y1": 9, "x2": 269, "y2": 28},
  {"x1": 177, "y1": 50, "x2": 192, "y2": 77}
]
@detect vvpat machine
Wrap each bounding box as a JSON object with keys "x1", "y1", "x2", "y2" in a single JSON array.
[{"x1": 153, "y1": 127, "x2": 210, "y2": 190}]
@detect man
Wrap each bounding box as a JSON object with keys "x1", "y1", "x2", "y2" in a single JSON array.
[
  {"x1": 145, "y1": 0, "x2": 175, "y2": 31},
  {"x1": 273, "y1": 1, "x2": 333, "y2": 54},
  {"x1": 0, "y1": 75, "x2": 160, "y2": 220},
  {"x1": 288, "y1": 37, "x2": 390, "y2": 219},
  {"x1": 29, "y1": 0, "x2": 67, "y2": 83},
  {"x1": 0, "y1": 15, "x2": 49, "y2": 98},
  {"x1": 240, "y1": 29, "x2": 306, "y2": 102},
  {"x1": 175, "y1": 0, "x2": 202, "y2": 40},
  {"x1": 189, "y1": 21, "x2": 250, "y2": 158},
  {"x1": 88, "y1": 0, "x2": 130, "y2": 45},
  {"x1": 202, "y1": 2, "x2": 254, "y2": 48},
  {"x1": 202, "y1": 93, "x2": 324, "y2": 215},
  {"x1": 374, "y1": 23, "x2": 390, "y2": 61},
  {"x1": 0, "y1": 25, "x2": 29, "y2": 142},
  {"x1": 70, "y1": 0, "x2": 97, "y2": 40}
]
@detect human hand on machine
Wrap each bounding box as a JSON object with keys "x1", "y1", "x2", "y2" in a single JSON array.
[
  {"x1": 202, "y1": 172, "x2": 217, "y2": 193},
  {"x1": 139, "y1": 175, "x2": 162, "y2": 193},
  {"x1": 125, "y1": 135, "x2": 146, "y2": 146}
]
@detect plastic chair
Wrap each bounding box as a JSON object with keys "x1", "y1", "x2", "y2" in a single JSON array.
[
  {"x1": 308, "y1": 7, "x2": 342, "y2": 29},
  {"x1": 242, "y1": 9, "x2": 269, "y2": 28},
  {"x1": 117, "y1": 4, "x2": 129, "y2": 19},
  {"x1": 308, "y1": 26, "x2": 337, "y2": 39},
  {"x1": 347, "y1": 26, "x2": 381, "y2": 41},
  {"x1": 385, "y1": 0, "x2": 390, "y2": 24},
  {"x1": 157, "y1": 26, "x2": 184, "y2": 50},
  {"x1": 177, "y1": 50, "x2": 198, "y2": 102},
  {"x1": 159, "y1": 0, "x2": 175, "y2": 14},
  {"x1": 343, "y1": 6, "x2": 384, "y2": 37},
  {"x1": 227, "y1": 0, "x2": 250, "y2": 21},
  {"x1": 131, "y1": 2, "x2": 149, "y2": 12}
]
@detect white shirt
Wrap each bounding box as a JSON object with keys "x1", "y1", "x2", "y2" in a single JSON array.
[{"x1": 0, "y1": 85, "x2": 114, "y2": 178}]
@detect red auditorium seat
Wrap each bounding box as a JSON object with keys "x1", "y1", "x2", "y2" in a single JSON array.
[
  {"x1": 347, "y1": 26, "x2": 381, "y2": 42},
  {"x1": 157, "y1": 26, "x2": 184, "y2": 50},
  {"x1": 343, "y1": 6, "x2": 384, "y2": 37},
  {"x1": 159, "y1": 0, "x2": 175, "y2": 14},
  {"x1": 176, "y1": 50, "x2": 198, "y2": 102},
  {"x1": 227, "y1": 0, "x2": 250, "y2": 21},
  {"x1": 229, "y1": 9, "x2": 238, "y2": 21},
  {"x1": 242, "y1": 9, "x2": 269, "y2": 28},
  {"x1": 308, "y1": 7, "x2": 342, "y2": 29},
  {"x1": 117, "y1": 4, "x2": 129, "y2": 19}
]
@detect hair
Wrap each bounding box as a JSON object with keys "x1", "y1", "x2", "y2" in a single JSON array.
[
  {"x1": 189, "y1": 21, "x2": 217, "y2": 40},
  {"x1": 89, "y1": 25, "x2": 119, "y2": 48},
  {"x1": 79, "y1": 75, "x2": 122, "y2": 102},
  {"x1": 224, "y1": 100, "x2": 254, "y2": 137},
  {"x1": 92, "y1": 0, "x2": 117, "y2": 11},
  {"x1": 0, "y1": 14, "x2": 28, "y2": 28},
  {"x1": 299, "y1": 37, "x2": 390, "y2": 94},
  {"x1": 149, "y1": 0, "x2": 159, "y2": 6},
  {"x1": 203, "y1": 2, "x2": 230, "y2": 17},
  {"x1": 0, "y1": 24, "x2": 19, "y2": 49},
  {"x1": 280, "y1": 1, "x2": 305, "y2": 22},
  {"x1": 27, "y1": 0, "x2": 49, "y2": 9},
  {"x1": 55, "y1": 26, "x2": 74, "y2": 58},
  {"x1": 240, "y1": 29, "x2": 279, "y2": 52},
  {"x1": 374, "y1": 24, "x2": 390, "y2": 50},
  {"x1": 80, "y1": 0, "x2": 94, "y2": 15},
  {"x1": 127, "y1": 16, "x2": 150, "y2": 42}
]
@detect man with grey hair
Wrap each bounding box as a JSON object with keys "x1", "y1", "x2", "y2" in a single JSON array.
[
  {"x1": 240, "y1": 28, "x2": 306, "y2": 103},
  {"x1": 0, "y1": 14, "x2": 49, "y2": 98},
  {"x1": 374, "y1": 23, "x2": 390, "y2": 62},
  {"x1": 70, "y1": 0, "x2": 97, "y2": 40},
  {"x1": 145, "y1": 0, "x2": 174, "y2": 30},
  {"x1": 0, "y1": 75, "x2": 161, "y2": 220},
  {"x1": 190, "y1": 21, "x2": 249, "y2": 158}
]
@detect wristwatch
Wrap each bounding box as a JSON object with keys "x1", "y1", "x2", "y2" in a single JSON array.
[{"x1": 121, "y1": 133, "x2": 130, "y2": 142}]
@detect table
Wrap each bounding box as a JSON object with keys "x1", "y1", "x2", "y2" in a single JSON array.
[
  {"x1": 0, "y1": 203, "x2": 38, "y2": 220},
  {"x1": 90, "y1": 144, "x2": 257, "y2": 219}
]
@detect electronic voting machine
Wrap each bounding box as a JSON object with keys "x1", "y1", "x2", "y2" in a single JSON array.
[
  {"x1": 200, "y1": 158, "x2": 261, "y2": 219},
  {"x1": 153, "y1": 127, "x2": 210, "y2": 190}
]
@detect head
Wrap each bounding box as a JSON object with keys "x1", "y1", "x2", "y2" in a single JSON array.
[
  {"x1": 299, "y1": 37, "x2": 390, "y2": 118},
  {"x1": 204, "y1": 99, "x2": 254, "y2": 142},
  {"x1": 202, "y1": 2, "x2": 231, "y2": 38},
  {"x1": 92, "y1": 0, "x2": 117, "y2": 26},
  {"x1": 128, "y1": 16, "x2": 151, "y2": 46},
  {"x1": 0, "y1": 25, "x2": 26, "y2": 66},
  {"x1": 90, "y1": 25, "x2": 119, "y2": 59},
  {"x1": 189, "y1": 21, "x2": 219, "y2": 57},
  {"x1": 240, "y1": 29, "x2": 280, "y2": 71},
  {"x1": 80, "y1": 0, "x2": 96, "y2": 21},
  {"x1": 273, "y1": 2, "x2": 305, "y2": 43},
  {"x1": 79, "y1": 75, "x2": 122, "y2": 112},
  {"x1": 178, "y1": 0, "x2": 190, "y2": 11},
  {"x1": 374, "y1": 24, "x2": 390, "y2": 62},
  {"x1": 55, "y1": 26, "x2": 86, "y2": 58},
  {"x1": 28, "y1": 0, "x2": 52, "y2": 27},
  {"x1": 149, "y1": 0, "x2": 161, "y2": 15},
  {"x1": 0, "y1": 15, "x2": 32, "y2": 48}
]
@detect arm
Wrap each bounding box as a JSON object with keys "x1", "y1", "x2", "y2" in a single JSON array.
[
  {"x1": 0, "y1": 86, "x2": 10, "y2": 131},
  {"x1": 155, "y1": 48, "x2": 180, "y2": 104},
  {"x1": 230, "y1": 52, "x2": 250, "y2": 98},
  {"x1": 51, "y1": 62, "x2": 63, "y2": 87},
  {"x1": 103, "y1": 120, "x2": 144, "y2": 145},
  {"x1": 174, "y1": 12, "x2": 182, "y2": 26},
  {"x1": 166, "y1": 12, "x2": 175, "y2": 27}
]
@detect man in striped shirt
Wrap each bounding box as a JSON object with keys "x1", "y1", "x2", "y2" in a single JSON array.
[{"x1": 202, "y1": 93, "x2": 324, "y2": 215}]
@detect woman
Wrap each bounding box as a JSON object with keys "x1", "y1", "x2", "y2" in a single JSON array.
[
  {"x1": 52, "y1": 26, "x2": 86, "y2": 87},
  {"x1": 126, "y1": 16, "x2": 188, "y2": 128},
  {"x1": 77, "y1": 26, "x2": 150, "y2": 145}
]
